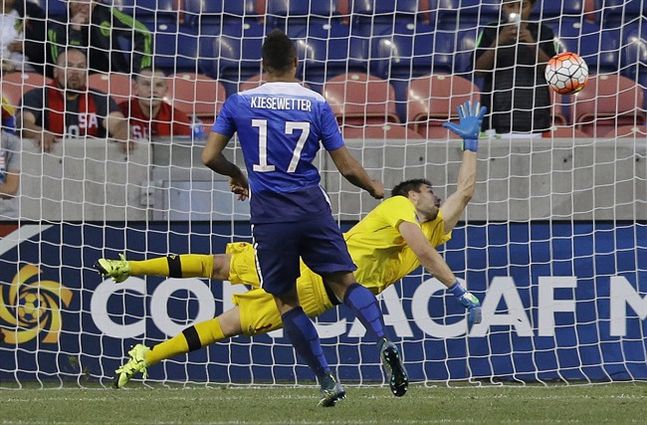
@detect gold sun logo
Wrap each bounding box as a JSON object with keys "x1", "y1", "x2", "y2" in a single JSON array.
[{"x1": 0, "y1": 265, "x2": 72, "y2": 344}]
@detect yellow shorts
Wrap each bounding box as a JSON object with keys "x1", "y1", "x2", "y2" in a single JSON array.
[{"x1": 225, "y1": 242, "x2": 336, "y2": 336}]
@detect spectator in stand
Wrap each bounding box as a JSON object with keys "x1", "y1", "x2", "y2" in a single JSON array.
[
  {"x1": 0, "y1": 129, "x2": 20, "y2": 219},
  {"x1": 20, "y1": 48, "x2": 130, "y2": 152},
  {"x1": 46, "y1": 0, "x2": 152, "y2": 76},
  {"x1": 1, "y1": 0, "x2": 47, "y2": 73},
  {"x1": 473, "y1": 0, "x2": 556, "y2": 135},
  {"x1": 120, "y1": 68, "x2": 192, "y2": 141},
  {"x1": 1, "y1": 95, "x2": 16, "y2": 133}
]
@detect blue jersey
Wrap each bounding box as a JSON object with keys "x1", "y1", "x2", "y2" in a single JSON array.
[{"x1": 212, "y1": 82, "x2": 345, "y2": 223}]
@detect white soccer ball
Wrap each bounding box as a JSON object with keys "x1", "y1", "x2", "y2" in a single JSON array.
[{"x1": 545, "y1": 52, "x2": 589, "y2": 95}]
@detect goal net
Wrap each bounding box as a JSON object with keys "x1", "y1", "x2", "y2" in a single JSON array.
[{"x1": 0, "y1": 0, "x2": 646, "y2": 387}]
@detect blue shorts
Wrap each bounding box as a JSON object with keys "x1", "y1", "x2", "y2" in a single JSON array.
[{"x1": 252, "y1": 214, "x2": 357, "y2": 296}]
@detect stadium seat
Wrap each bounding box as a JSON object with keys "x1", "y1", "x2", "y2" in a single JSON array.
[
  {"x1": 341, "y1": 123, "x2": 424, "y2": 140},
  {"x1": 370, "y1": 29, "x2": 458, "y2": 81},
  {"x1": 598, "y1": 0, "x2": 644, "y2": 28},
  {"x1": 212, "y1": 21, "x2": 265, "y2": 86},
  {"x1": 300, "y1": 29, "x2": 368, "y2": 89},
  {"x1": 572, "y1": 73, "x2": 646, "y2": 136},
  {"x1": 351, "y1": 0, "x2": 420, "y2": 27},
  {"x1": 435, "y1": 0, "x2": 501, "y2": 29},
  {"x1": 196, "y1": 30, "x2": 219, "y2": 77},
  {"x1": 152, "y1": 26, "x2": 199, "y2": 73},
  {"x1": 265, "y1": 0, "x2": 339, "y2": 33},
  {"x1": 351, "y1": 0, "x2": 436, "y2": 37},
  {"x1": 620, "y1": 21, "x2": 646, "y2": 80},
  {"x1": 352, "y1": 0, "x2": 420, "y2": 17},
  {"x1": 87, "y1": 73, "x2": 134, "y2": 104},
  {"x1": 113, "y1": 0, "x2": 179, "y2": 27},
  {"x1": 167, "y1": 73, "x2": 226, "y2": 123},
  {"x1": 553, "y1": 20, "x2": 620, "y2": 74},
  {"x1": 619, "y1": 22, "x2": 647, "y2": 109},
  {"x1": 406, "y1": 74, "x2": 480, "y2": 137},
  {"x1": 274, "y1": 20, "x2": 353, "y2": 85},
  {"x1": 237, "y1": 73, "x2": 266, "y2": 93},
  {"x1": 273, "y1": 21, "x2": 367, "y2": 91},
  {"x1": 323, "y1": 73, "x2": 399, "y2": 125},
  {"x1": 37, "y1": 0, "x2": 67, "y2": 19},
  {"x1": 183, "y1": 0, "x2": 222, "y2": 26},
  {"x1": 531, "y1": 0, "x2": 586, "y2": 20},
  {"x1": 1, "y1": 72, "x2": 52, "y2": 106},
  {"x1": 184, "y1": 0, "x2": 259, "y2": 26}
]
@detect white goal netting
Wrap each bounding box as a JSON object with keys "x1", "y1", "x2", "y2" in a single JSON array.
[{"x1": 0, "y1": 0, "x2": 646, "y2": 387}]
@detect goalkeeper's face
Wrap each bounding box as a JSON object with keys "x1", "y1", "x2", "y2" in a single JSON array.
[{"x1": 412, "y1": 184, "x2": 441, "y2": 221}]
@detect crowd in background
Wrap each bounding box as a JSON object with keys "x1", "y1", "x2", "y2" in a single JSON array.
[{"x1": 0, "y1": 0, "x2": 645, "y2": 218}]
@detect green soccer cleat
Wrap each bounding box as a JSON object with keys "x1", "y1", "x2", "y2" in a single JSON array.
[
  {"x1": 95, "y1": 254, "x2": 131, "y2": 283},
  {"x1": 379, "y1": 338, "x2": 408, "y2": 397},
  {"x1": 114, "y1": 344, "x2": 150, "y2": 389},
  {"x1": 318, "y1": 373, "x2": 346, "y2": 407}
]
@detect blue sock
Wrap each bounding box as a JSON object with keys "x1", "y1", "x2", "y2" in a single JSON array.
[
  {"x1": 343, "y1": 283, "x2": 385, "y2": 339},
  {"x1": 281, "y1": 307, "x2": 330, "y2": 379},
  {"x1": 448, "y1": 280, "x2": 467, "y2": 298}
]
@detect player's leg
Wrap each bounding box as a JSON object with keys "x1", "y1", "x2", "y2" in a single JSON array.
[
  {"x1": 301, "y1": 216, "x2": 409, "y2": 397},
  {"x1": 323, "y1": 271, "x2": 408, "y2": 397},
  {"x1": 114, "y1": 307, "x2": 243, "y2": 388},
  {"x1": 299, "y1": 215, "x2": 386, "y2": 341},
  {"x1": 95, "y1": 253, "x2": 230, "y2": 282},
  {"x1": 254, "y1": 221, "x2": 344, "y2": 407},
  {"x1": 115, "y1": 270, "x2": 312, "y2": 389},
  {"x1": 273, "y1": 286, "x2": 334, "y2": 384},
  {"x1": 275, "y1": 288, "x2": 344, "y2": 407}
]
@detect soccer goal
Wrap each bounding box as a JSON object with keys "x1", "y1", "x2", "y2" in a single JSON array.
[{"x1": 0, "y1": 0, "x2": 646, "y2": 388}]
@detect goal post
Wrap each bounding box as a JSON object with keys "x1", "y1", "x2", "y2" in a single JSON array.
[{"x1": 1, "y1": 0, "x2": 646, "y2": 387}]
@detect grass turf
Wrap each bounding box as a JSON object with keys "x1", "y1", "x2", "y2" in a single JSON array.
[{"x1": 2, "y1": 383, "x2": 646, "y2": 424}]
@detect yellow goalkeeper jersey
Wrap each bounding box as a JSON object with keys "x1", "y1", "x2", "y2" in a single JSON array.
[
  {"x1": 344, "y1": 196, "x2": 452, "y2": 295},
  {"x1": 228, "y1": 195, "x2": 452, "y2": 335}
]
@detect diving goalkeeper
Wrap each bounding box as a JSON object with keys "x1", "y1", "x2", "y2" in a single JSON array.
[{"x1": 97, "y1": 101, "x2": 486, "y2": 391}]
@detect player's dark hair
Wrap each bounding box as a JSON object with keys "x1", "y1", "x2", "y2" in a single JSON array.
[
  {"x1": 262, "y1": 29, "x2": 297, "y2": 74},
  {"x1": 391, "y1": 179, "x2": 433, "y2": 198}
]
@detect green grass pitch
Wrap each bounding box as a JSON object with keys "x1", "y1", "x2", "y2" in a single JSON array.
[{"x1": 2, "y1": 383, "x2": 646, "y2": 424}]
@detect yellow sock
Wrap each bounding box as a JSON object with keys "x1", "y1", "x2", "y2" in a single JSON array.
[
  {"x1": 177, "y1": 254, "x2": 214, "y2": 278},
  {"x1": 129, "y1": 257, "x2": 168, "y2": 277},
  {"x1": 145, "y1": 333, "x2": 188, "y2": 366},
  {"x1": 145, "y1": 317, "x2": 225, "y2": 366},
  {"x1": 129, "y1": 254, "x2": 214, "y2": 278},
  {"x1": 193, "y1": 317, "x2": 225, "y2": 347}
]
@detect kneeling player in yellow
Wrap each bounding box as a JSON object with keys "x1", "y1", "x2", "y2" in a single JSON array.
[{"x1": 97, "y1": 101, "x2": 486, "y2": 393}]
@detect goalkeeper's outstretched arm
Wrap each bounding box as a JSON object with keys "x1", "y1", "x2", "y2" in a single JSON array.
[{"x1": 440, "y1": 100, "x2": 487, "y2": 234}]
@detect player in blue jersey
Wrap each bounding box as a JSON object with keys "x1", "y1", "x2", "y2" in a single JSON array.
[{"x1": 201, "y1": 30, "x2": 406, "y2": 407}]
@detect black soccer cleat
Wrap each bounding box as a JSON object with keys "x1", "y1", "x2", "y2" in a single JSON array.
[
  {"x1": 318, "y1": 373, "x2": 346, "y2": 407},
  {"x1": 379, "y1": 338, "x2": 408, "y2": 397}
]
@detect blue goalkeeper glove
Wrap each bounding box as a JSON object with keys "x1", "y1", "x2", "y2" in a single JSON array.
[
  {"x1": 442, "y1": 101, "x2": 488, "y2": 152},
  {"x1": 448, "y1": 281, "x2": 482, "y2": 327}
]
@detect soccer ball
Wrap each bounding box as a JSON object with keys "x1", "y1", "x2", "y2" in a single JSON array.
[{"x1": 545, "y1": 52, "x2": 589, "y2": 95}]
